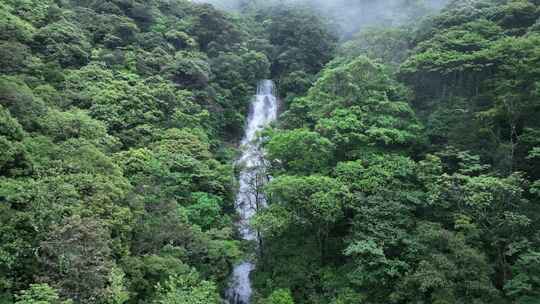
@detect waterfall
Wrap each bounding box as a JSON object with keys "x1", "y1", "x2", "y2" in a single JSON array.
[{"x1": 226, "y1": 80, "x2": 278, "y2": 304}]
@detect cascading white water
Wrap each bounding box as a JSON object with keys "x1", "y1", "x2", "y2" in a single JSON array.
[{"x1": 226, "y1": 80, "x2": 278, "y2": 304}]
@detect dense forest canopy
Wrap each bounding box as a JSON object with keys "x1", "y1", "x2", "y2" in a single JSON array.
[{"x1": 1, "y1": 0, "x2": 540, "y2": 303}]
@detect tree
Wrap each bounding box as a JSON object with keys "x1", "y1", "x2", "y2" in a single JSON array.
[
  {"x1": 185, "y1": 192, "x2": 225, "y2": 231},
  {"x1": 280, "y1": 56, "x2": 421, "y2": 160},
  {"x1": 15, "y1": 283, "x2": 71, "y2": 304},
  {"x1": 121, "y1": 252, "x2": 191, "y2": 302},
  {"x1": 340, "y1": 27, "x2": 412, "y2": 66},
  {"x1": 265, "y1": 129, "x2": 335, "y2": 175},
  {"x1": 260, "y1": 6, "x2": 338, "y2": 76},
  {"x1": 262, "y1": 289, "x2": 294, "y2": 304},
  {"x1": 38, "y1": 109, "x2": 110, "y2": 145},
  {"x1": 504, "y1": 250, "x2": 540, "y2": 302},
  {"x1": 0, "y1": 76, "x2": 46, "y2": 131},
  {"x1": 32, "y1": 20, "x2": 92, "y2": 67},
  {"x1": 152, "y1": 271, "x2": 219, "y2": 304},
  {"x1": 0, "y1": 104, "x2": 30, "y2": 176},
  {"x1": 395, "y1": 223, "x2": 501, "y2": 303},
  {"x1": 0, "y1": 41, "x2": 34, "y2": 74},
  {"x1": 163, "y1": 52, "x2": 211, "y2": 88},
  {"x1": 262, "y1": 175, "x2": 349, "y2": 261},
  {"x1": 420, "y1": 155, "x2": 533, "y2": 290},
  {"x1": 0, "y1": 3, "x2": 36, "y2": 43},
  {"x1": 39, "y1": 216, "x2": 113, "y2": 304},
  {"x1": 106, "y1": 267, "x2": 129, "y2": 304}
]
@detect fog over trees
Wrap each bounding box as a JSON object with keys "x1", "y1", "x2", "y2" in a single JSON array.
[{"x1": 196, "y1": 0, "x2": 450, "y2": 35}]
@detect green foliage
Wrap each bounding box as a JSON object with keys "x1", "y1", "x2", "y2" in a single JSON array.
[
  {"x1": 210, "y1": 50, "x2": 271, "y2": 134},
  {"x1": 254, "y1": 174, "x2": 350, "y2": 281},
  {"x1": 120, "y1": 252, "x2": 191, "y2": 302},
  {"x1": 15, "y1": 284, "x2": 70, "y2": 304},
  {"x1": 265, "y1": 129, "x2": 334, "y2": 175},
  {"x1": 280, "y1": 56, "x2": 422, "y2": 161},
  {"x1": 0, "y1": 41, "x2": 35, "y2": 74},
  {"x1": 38, "y1": 109, "x2": 109, "y2": 144},
  {"x1": 265, "y1": 175, "x2": 348, "y2": 232},
  {"x1": 241, "y1": 5, "x2": 338, "y2": 100},
  {"x1": 340, "y1": 27, "x2": 413, "y2": 66},
  {"x1": 105, "y1": 267, "x2": 129, "y2": 304},
  {"x1": 32, "y1": 20, "x2": 92, "y2": 67},
  {"x1": 344, "y1": 238, "x2": 408, "y2": 296},
  {"x1": 504, "y1": 250, "x2": 540, "y2": 302},
  {"x1": 395, "y1": 223, "x2": 500, "y2": 303},
  {"x1": 0, "y1": 3, "x2": 36, "y2": 43},
  {"x1": 186, "y1": 192, "x2": 225, "y2": 231},
  {"x1": 261, "y1": 6, "x2": 337, "y2": 76},
  {"x1": 262, "y1": 289, "x2": 294, "y2": 304},
  {"x1": 0, "y1": 76, "x2": 46, "y2": 131},
  {"x1": 4, "y1": 0, "x2": 55, "y2": 26},
  {"x1": 186, "y1": 4, "x2": 242, "y2": 52},
  {"x1": 152, "y1": 271, "x2": 219, "y2": 304},
  {"x1": 39, "y1": 216, "x2": 113, "y2": 303},
  {"x1": 334, "y1": 153, "x2": 418, "y2": 194},
  {"x1": 0, "y1": 106, "x2": 24, "y2": 141},
  {"x1": 164, "y1": 52, "x2": 211, "y2": 88}
]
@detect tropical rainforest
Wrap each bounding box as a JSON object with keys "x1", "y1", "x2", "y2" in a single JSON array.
[{"x1": 1, "y1": 0, "x2": 540, "y2": 303}]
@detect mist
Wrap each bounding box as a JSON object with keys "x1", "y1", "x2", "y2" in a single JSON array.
[{"x1": 194, "y1": 0, "x2": 450, "y2": 36}]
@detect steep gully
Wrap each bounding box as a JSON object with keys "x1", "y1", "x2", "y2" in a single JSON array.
[{"x1": 226, "y1": 80, "x2": 279, "y2": 304}]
